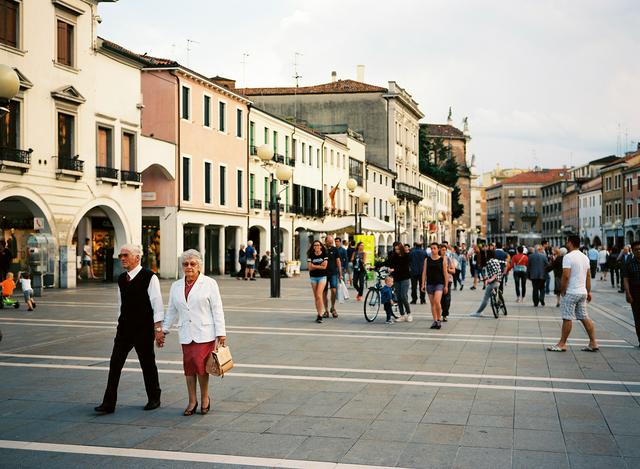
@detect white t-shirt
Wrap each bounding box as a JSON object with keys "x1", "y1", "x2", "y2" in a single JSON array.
[
  {"x1": 598, "y1": 249, "x2": 607, "y2": 264},
  {"x1": 562, "y1": 249, "x2": 590, "y2": 295},
  {"x1": 20, "y1": 278, "x2": 32, "y2": 291}
]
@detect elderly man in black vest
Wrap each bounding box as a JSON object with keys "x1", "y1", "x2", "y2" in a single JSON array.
[{"x1": 95, "y1": 244, "x2": 165, "y2": 414}]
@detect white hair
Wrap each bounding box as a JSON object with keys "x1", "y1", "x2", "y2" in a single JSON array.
[
  {"x1": 180, "y1": 249, "x2": 204, "y2": 272},
  {"x1": 119, "y1": 244, "x2": 142, "y2": 258},
  {"x1": 559, "y1": 247, "x2": 568, "y2": 256},
  {"x1": 247, "y1": 240, "x2": 253, "y2": 246}
]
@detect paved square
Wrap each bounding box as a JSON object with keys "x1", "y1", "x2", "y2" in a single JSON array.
[{"x1": 0, "y1": 274, "x2": 639, "y2": 468}]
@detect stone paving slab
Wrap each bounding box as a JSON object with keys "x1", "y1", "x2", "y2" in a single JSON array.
[{"x1": 0, "y1": 274, "x2": 639, "y2": 468}]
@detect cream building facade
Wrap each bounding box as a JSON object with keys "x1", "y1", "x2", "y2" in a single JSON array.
[{"x1": 0, "y1": 0, "x2": 145, "y2": 288}]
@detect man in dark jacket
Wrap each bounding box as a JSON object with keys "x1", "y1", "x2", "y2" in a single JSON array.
[
  {"x1": 528, "y1": 244, "x2": 550, "y2": 307},
  {"x1": 409, "y1": 242, "x2": 427, "y2": 304},
  {"x1": 95, "y1": 244, "x2": 164, "y2": 414}
]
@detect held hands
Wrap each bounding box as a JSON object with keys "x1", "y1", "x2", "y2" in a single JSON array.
[{"x1": 154, "y1": 330, "x2": 165, "y2": 348}]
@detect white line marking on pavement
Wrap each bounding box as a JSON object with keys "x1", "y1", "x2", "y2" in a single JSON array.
[
  {"x1": 0, "y1": 440, "x2": 401, "y2": 469},
  {"x1": 26, "y1": 302, "x2": 565, "y2": 321},
  {"x1": 0, "y1": 361, "x2": 638, "y2": 397},
  {"x1": 0, "y1": 319, "x2": 632, "y2": 348},
  {"x1": 1, "y1": 352, "x2": 639, "y2": 386},
  {"x1": 0, "y1": 317, "x2": 626, "y2": 343}
]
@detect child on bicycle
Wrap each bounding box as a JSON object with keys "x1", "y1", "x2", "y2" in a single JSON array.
[
  {"x1": 470, "y1": 250, "x2": 503, "y2": 317},
  {"x1": 380, "y1": 276, "x2": 396, "y2": 324}
]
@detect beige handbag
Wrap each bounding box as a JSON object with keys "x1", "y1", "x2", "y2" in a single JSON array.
[{"x1": 206, "y1": 344, "x2": 234, "y2": 377}]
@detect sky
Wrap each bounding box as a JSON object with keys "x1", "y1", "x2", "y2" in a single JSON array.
[{"x1": 98, "y1": 0, "x2": 640, "y2": 174}]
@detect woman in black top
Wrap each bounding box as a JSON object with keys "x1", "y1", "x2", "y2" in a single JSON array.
[
  {"x1": 421, "y1": 242, "x2": 449, "y2": 329},
  {"x1": 386, "y1": 242, "x2": 412, "y2": 321},
  {"x1": 307, "y1": 241, "x2": 328, "y2": 323},
  {"x1": 547, "y1": 246, "x2": 565, "y2": 307}
]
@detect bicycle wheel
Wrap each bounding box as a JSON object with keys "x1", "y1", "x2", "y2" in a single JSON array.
[
  {"x1": 490, "y1": 292, "x2": 499, "y2": 318},
  {"x1": 499, "y1": 291, "x2": 508, "y2": 316},
  {"x1": 364, "y1": 288, "x2": 380, "y2": 322}
]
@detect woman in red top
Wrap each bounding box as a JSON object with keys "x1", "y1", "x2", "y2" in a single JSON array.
[{"x1": 507, "y1": 246, "x2": 528, "y2": 303}]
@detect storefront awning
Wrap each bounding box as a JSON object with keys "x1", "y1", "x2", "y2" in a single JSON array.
[{"x1": 303, "y1": 216, "x2": 395, "y2": 233}]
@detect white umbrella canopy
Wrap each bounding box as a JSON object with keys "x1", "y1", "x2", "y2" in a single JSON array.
[{"x1": 303, "y1": 216, "x2": 395, "y2": 233}]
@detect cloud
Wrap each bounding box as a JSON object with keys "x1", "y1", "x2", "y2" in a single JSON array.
[{"x1": 280, "y1": 10, "x2": 311, "y2": 29}]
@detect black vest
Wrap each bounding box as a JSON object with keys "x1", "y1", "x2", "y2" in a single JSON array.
[{"x1": 117, "y1": 268, "x2": 155, "y2": 331}]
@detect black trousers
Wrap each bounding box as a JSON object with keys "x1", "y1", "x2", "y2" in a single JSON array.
[
  {"x1": 102, "y1": 328, "x2": 161, "y2": 408},
  {"x1": 410, "y1": 274, "x2": 425, "y2": 303},
  {"x1": 353, "y1": 269, "x2": 365, "y2": 297},
  {"x1": 440, "y1": 281, "x2": 452, "y2": 317},
  {"x1": 531, "y1": 279, "x2": 546, "y2": 306},
  {"x1": 513, "y1": 271, "x2": 527, "y2": 298},
  {"x1": 590, "y1": 261, "x2": 597, "y2": 279},
  {"x1": 631, "y1": 289, "x2": 640, "y2": 345},
  {"x1": 611, "y1": 267, "x2": 620, "y2": 287}
]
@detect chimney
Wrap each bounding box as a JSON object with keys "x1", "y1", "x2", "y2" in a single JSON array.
[
  {"x1": 357, "y1": 65, "x2": 365, "y2": 82},
  {"x1": 331, "y1": 71, "x2": 337, "y2": 82}
]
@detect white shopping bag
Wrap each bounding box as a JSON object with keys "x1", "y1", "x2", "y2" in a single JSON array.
[{"x1": 339, "y1": 279, "x2": 350, "y2": 301}]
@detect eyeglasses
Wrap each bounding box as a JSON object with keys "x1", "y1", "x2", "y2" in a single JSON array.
[{"x1": 182, "y1": 261, "x2": 199, "y2": 267}]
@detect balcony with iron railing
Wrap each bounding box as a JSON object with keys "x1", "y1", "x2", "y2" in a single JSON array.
[
  {"x1": 55, "y1": 155, "x2": 84, "y2": 179},
  {"x1": 520, "y1": 211, "x2": 539, "y2": 221},
  {"x1": 396, "y1": 181, "x2": 424, "y2": 202},
  {"x1": 95, "y1": 166, "x2": 119, "y2": 183},
  {"x1": 121, "y1": 170, "x2": 142, "y2": 186},
  {"x1": 0, "y1": 147, "x2": 32, "y2": 173}
]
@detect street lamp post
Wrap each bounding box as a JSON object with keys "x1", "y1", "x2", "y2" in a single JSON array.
[
  {"x1": 0, "y1": 64, "x2": 20, "y2": 116},
  {"x1": 418, "y1": 204, "x2": 426, "y2": 243},
  {"x1": 257, "y1": 145, "x2": 293, "y2": 298},
  {"x1": 396, "y1": 204, "x2": 406, "y2": 243},
  {"x1": 388, "y1": 195, "x2": 398, "y2": 241},
  {"x1": 347, "y1": 178, "x2": 370, "y2": 235}
]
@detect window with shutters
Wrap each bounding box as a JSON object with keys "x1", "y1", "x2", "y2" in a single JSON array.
[
  {"x1": 56, "y1": 19, "x2": 74, "y2": 67},
  {"x1": 182, "y1": 156, "x2": 191, "y2": 202},
  {"x1": 0, "y1": 0, "x2": 19, "y2": 48},
  {"x1": 181, "y1": 86, "x2": 190, "y2": 120},
  {"x1": 204, "y1": 161, "x2": 212, "y2": 204},
  {"x1": 237, "y1": 169, "x2": 243, "y2": 208},
  {"x1": 57, "y1": 112, "x2": 75, "y2": 158},
  {"x1": 219, "y1": 165, "x2": 227, "y2": 205},
  {"x1": 203, "y1": 95, "x2": 211, "y2": 127},
  {"x1": 218, "y1": 101, "x2": 226, "y2": 132},
  {"x1": 121, "y1": 132, "x2": 136, "y2": 171},
  {"x1": 0, "y1": 99, "x2": 19, "y2": 148},
  {"x1": 236, "y1": 109, "x2": 243, "y2": 138},
  {"x1": 97, "y1": 126, "x2": 113, "y2": 167}
]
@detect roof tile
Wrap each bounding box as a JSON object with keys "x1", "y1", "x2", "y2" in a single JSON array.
[{"x1": 239, "y1": 79, "x2": 387, "y2": 96}]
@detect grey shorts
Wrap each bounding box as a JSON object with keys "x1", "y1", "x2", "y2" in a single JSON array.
[{"x1": 560, "y1": 293, "x2": 588, "y2": 320}]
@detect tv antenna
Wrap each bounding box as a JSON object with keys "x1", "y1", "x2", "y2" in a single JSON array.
[
  {"x1": 186, "y1": 38, "x2": 199, "y2": 66},
  {"x1": 241, "y1": 52, "x2": 249, "y2": 88},
  {"x1": 293, "y1": 52, "x2": 303, "y2": 88}
]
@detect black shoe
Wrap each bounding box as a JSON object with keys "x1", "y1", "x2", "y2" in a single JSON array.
[
  {"x1": 541, "y1": 301, "x2": 545, "y2": 307},
  {"x1": 460, "y1": 285, "x2": 464, "y2": 291},
  {"x1": 618, "y1": 290, "x2": 625, "y2": 293},
  {"x1": 420, "y1": 300, "x2": 426, "y2": 304},
  {"x1": 442, "y1": 317, "x2": 448, "y2": 322},
  {"x1": 410, "y1": 301, "x2": 417, "y2": 304},
  {"x1": 315, "y1": 316, "x2": 323, "y2": 323},
  {"x1": 94, "y1": 404, "x2": 115, "y2": 414},
  {"x1": 144, "y1": 400, "x2": 161, "y2": 411}
]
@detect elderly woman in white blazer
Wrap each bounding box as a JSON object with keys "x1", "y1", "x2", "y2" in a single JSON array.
[{"x1": 157, "y1": 249, "x2": 226, "y2": 416}]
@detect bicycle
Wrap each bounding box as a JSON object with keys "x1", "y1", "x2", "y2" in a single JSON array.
[
  {"x1": 364, "y1": 267, "x2": 397, "y2": 322},
  {"x1": 490, "y1": 282, "x2": 508, "y2": 318}
]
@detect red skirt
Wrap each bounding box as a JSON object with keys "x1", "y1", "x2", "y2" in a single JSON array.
[{"x1": 181, "y1": 340, "x2": 216, "y2": 376}]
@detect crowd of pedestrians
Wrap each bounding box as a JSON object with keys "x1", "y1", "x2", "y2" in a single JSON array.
[{"x1": 301, "y1": 233, "x2": 640, "y2": 350}]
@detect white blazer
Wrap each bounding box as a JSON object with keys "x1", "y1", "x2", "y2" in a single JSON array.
[{"x1": 162, "y1": 274, "x2": 226, "y2": 344}]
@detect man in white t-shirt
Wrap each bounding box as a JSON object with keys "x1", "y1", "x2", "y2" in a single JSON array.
[{"x1": 547, "y1": 235, "x2": 599, "y2": 352}]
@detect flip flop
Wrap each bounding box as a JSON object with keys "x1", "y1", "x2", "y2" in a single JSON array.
[
  {"x1": 546, "y1": 345, "x2": 567, "y2": 352},
  {"x1": 581, "y1": 346, "x2": 599, "y2": 352}
]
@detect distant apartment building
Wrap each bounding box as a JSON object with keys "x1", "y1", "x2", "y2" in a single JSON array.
[
  {"x1": 623, "y1": 162, "x2": 640, "y2": 245},
  {"x1": 241, "y1": 75, "x2": 427, "y2": 245},
  {"x1": 541, "y1": 173, "x2": 573, "y2": 247},
  {"x1": 487, "y1": 169, "x2": 566, "y2": 247},
  {"x1": 600, "y1": 152, "x2": 640, "y2": 249},
  {"x1": 578, "y1": 177, "x2": 602, "y2": 247}
]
